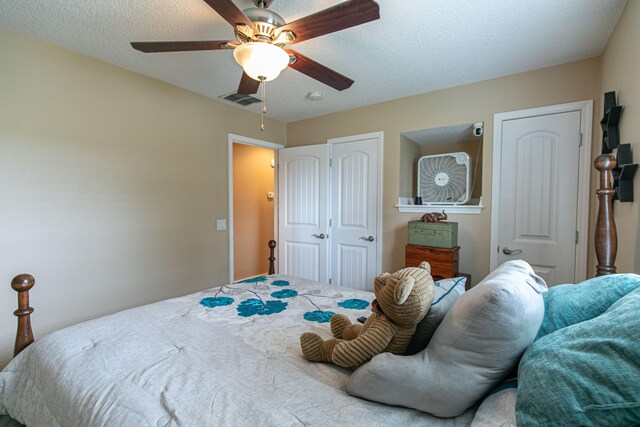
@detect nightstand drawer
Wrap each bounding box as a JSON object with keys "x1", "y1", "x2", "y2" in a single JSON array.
[{"x1": 405, "y1": 244, "x2": 460, "y2": 280}]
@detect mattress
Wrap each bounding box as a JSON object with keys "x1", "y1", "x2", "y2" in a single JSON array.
[{"x1": 0, "y1": 275, "x2": 475, "y2": 426}]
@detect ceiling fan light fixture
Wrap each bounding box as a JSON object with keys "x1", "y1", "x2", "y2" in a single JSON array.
[{"x1": 233, "y1": 42, "x2": 289, "y2": 82}]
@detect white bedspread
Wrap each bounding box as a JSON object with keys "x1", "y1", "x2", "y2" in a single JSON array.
[{"x1": 0, "y1": 275, "x2": 475, "y2": 426}]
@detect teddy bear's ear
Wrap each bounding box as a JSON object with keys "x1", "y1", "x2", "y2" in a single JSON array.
[
  {"x1": 376, "y1": 272, "x2": 391, "y2": 282},
  {"x1": 418, "y1": 261, "x2": 431, "y2": 274},
  {"x1": 395, "y1": 276, "x2": 415, "y2": 305},
  {"x1": 374, "y1": 273, "x2": 390, "y2": 293}
]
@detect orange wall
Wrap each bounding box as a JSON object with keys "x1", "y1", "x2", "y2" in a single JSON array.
[{"x1": 233, "y1": 143, "x2": 275, "y2": 280}]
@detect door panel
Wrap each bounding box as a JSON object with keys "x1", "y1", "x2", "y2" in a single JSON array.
[
  {"x1": 529, "y1": 264, "x2": 554, "y2": 285},
  {"x1": 277, "y1": 135, "x2": 381, "y2": 289},
  {"x1": 498, "y1": 111, "x2": 581, "y2": 285},
  {"x1": 336, "y1": 244, "x2": 368, "y2": 288},
  {"x1": 339, "y1": 152, "x2": 369, "y2": 228},
  {"x1": 284, "y1": 241, "x2": 320, "y2": 281},
  {"x1": 278, "y1": 145, "x2": 328, "y2": 282},
  {"x1": 515, "y1": 134, "x2": 556, "y2": 239},
  {"x1": 286, "y1": 156, "x2": 320, "y2": 226},
  {"x1": 330, "y1": 137, "x2": 379, "y2": 291}
]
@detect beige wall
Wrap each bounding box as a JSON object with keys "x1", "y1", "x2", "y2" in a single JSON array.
[
  {"x1": 232, "y1": 143, "x2": 275, "y2": 280},
  {"x1": 600, "y1": 0, "x2": 640, "y2": 274},
  {"x1": 3, "y1": 3, "x2": 638, "y2": 368},
  {"x1": 288, "y1": 58, "x2": 601, "y2": 283},
  {"x1": 399, "y1": 135, "x2": 421, "y2": 198},
  {"x1": 0, "y1": 27, "x2": 286, "y2": 366}
]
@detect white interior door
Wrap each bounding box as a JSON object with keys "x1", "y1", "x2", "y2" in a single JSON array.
[
  {"x1": 494, "y1": 111, "x2": 582, "y2": 285},
  {"x1": 278, "y1": 145, "x2": 329, "y2": 282},
  {"x1": 329, "y1": 134, "x2": 381, "y2": 291}
]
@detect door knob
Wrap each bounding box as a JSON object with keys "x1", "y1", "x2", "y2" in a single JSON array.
[
  {"x1": 360, "y1": 235, "x2": 375, "y2": 242},
  {"x1": 312, "y1": 233, "x2": 326, "y2": 239},
  {"x1": 502, "y1": 247, "x2": 522, "y2": 255}
]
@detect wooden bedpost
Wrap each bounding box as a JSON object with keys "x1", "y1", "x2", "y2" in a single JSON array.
[
  {"x1": 268, "y1": 240, "x2": 276, "y2": 275},
  {"x1": 11, "y1": 274, "x2": 35, "y2": 357},
  {"x1": 594, "y1": 154, "x2": 618, "y2": 276}
]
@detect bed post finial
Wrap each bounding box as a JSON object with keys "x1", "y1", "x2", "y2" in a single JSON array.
[
  {"x1": 594, "y1": 154, "x2": 618, "y2": 276},
  {"x1": 268, "y1": 240, "x2": 277, "y2": 275},
  {"x1": 11, "y1": 274, "x2": 35, "y2": 357}
]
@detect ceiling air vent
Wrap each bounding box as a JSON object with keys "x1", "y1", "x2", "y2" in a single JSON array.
[{"x1": 219, "y1": 92, "x2": 262, "y2": 107}]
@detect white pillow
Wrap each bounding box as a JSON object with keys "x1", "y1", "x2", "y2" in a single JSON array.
[
  {"x1": 471, "y1": 382, "x2": 517, "y2": 426},
  {"x1": 405, "y1": 277, "x2": 466, "y2": 355},
  {"x1": 347, "y1": 260, "x2": 546, "y2": 418}
]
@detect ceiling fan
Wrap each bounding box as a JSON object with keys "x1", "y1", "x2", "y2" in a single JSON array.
[{"x1": 131, "y1": 0, "x2": 380, "y2": 96}]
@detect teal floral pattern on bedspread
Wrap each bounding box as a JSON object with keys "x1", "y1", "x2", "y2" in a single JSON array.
[
  {"x1": 271, "y1": 289, "x2": 298, "y2": 299},
  {"x1": 236, "y1": 276, "x2": 268, "y2": 283},
  {"x1": 338, "y1": 299, "x2": 370, "y2": 310},
  {"x1": 237, "y1": 299, "x2": 288, "y2": 317},
  {"x1": 271, "y1": 280, "x2": 290, "y2": 287},
  {"x1": 200, "y1": 296, "x2": 234, "y2": 308},
  {"x1": 304, "y1": 310, "x2": 336, "y2": 323},
  {"x1": 197, "y1": 276, "x2": 373, "y2": 324}
]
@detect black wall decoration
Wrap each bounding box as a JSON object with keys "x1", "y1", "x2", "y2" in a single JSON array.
[
  {"x1": 600, "y1": 91, "x2": 636, "y2": 202},
  {"x1": 601, "y1": 91, "x2": 623, "y2": 154},
  {"x1": 613, "y1": 144, "x2": 638, "y2": 202}
]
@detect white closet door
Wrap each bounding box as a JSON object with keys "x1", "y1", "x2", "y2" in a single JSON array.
[
  {"x1": 496, "y1": 111, "x2": 581, "y2": 285},
  {"x1": 278, "y1": 145, "x2": 329, "y2": 282},
  {"x1": 329, "y1": 135, "x2": 381, "y2": 291}
]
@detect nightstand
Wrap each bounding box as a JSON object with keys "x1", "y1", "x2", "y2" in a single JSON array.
[{"x1": 405, "y1": 245, "x2": 470, "y2": 288}]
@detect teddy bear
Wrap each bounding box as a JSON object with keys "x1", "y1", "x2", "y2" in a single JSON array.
[{"x1": 300, "y1": 262, "x2": 435, "y2": 369}]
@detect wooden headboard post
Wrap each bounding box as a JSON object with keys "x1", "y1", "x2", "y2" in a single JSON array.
[
  {"x1": 11, "y1": 274, "x2": 35, "y2": 357},
  {"x1": 594, "y1": 154, "x2": 618, "y2": 276},
  {"x1": 268, "y1": 240, "x2": 276, "y2": 275}
]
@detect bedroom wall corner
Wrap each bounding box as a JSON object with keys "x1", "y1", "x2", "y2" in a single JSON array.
[
  {"x1": 599, "y1": 0, "x2": 640, "y2": 275},
  {"x1": 287, "y1": 58, "x2": 600, "y2": 283},
  {"x1": 0, "y1": 27, "x2": 286, "y2": 364}
]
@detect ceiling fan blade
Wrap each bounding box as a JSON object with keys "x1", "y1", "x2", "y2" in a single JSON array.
[
  {"x1": 131, "y1": 41, "x2": 235, "y2": 53},
  {"x1": 238, "y1": 72, "x2": 260, "y2": 95},
  {"x1": 201, "y1": 0, "x2": 256, "y2": 31},
  {"x1": 287, "y1": 50, "x2": 354, "y2": 91},
  {"x1": 277, "y1": 0, "x2": 379, "y2": 44}
]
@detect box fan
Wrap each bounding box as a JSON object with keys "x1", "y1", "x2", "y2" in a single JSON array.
[{"x1": 417, "y1": 152, "x2": 471, "y2": 204}]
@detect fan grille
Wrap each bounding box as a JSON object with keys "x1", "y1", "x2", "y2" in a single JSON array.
[{"x1": 417, "y1": 153, "x2": 470, "y2": 204}]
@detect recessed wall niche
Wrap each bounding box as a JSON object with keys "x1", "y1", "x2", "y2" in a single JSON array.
[{"x1": 398, "y1": 123, "x2": 483, "y2": 212}]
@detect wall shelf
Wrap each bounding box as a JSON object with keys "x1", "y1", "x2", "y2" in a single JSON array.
[{"x1": 395, "y1": 197, "x2": 484, "y2": 214}]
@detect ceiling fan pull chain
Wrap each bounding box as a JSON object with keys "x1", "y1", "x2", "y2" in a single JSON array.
[{"x1": 261, "y1": 77, "x2": 267, "y2": 131}]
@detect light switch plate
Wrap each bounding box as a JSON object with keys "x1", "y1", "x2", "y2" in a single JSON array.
[{"x1": 216, "y1": 219, "x2": 226, "y2": 231}]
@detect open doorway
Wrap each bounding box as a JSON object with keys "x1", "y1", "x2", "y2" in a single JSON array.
[
  {"x1": 232, "y1": 143, "x2": 275, "y2": 281},
  {"x1": 228, "y1": 134, "x2": 283, "y2": 282}
]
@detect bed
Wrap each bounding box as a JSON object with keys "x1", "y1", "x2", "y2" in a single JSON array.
[
  {"x1": 1, "y1": 275, "x2": 479, "y2": 426},
  {"x1": 0, "y1": 154, "x2": 626, "y2": 426}
]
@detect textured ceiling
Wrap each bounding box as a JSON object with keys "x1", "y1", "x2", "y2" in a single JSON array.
[{"x1": 0, "y1": 0, "x2": 627, "y2": 122}]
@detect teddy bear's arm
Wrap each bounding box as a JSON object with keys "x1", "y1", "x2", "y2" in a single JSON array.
[
  {"x1": 330, "y1": 314, "x2": 368, "y2": 340},
  {"x1": 331, "y1": 317, "x2": 395, "y2": 369}
]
